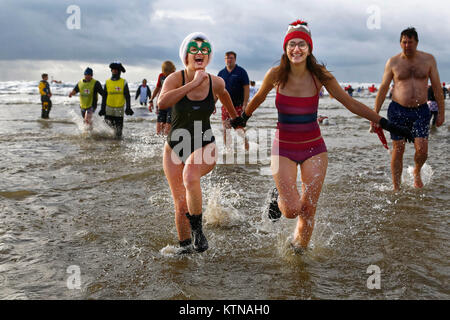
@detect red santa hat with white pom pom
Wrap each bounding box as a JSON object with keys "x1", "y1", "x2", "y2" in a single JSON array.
[{"x1": 283, "y1": 20, "x2": 313, "y2": 52}]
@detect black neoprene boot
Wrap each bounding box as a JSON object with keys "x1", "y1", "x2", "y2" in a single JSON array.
[
  {"x1": 177, "y1": 238, "x2": 193, "y2": 255},
  {"x1": 268, "y1": 187, "x2": 282, "y2": 221},
  {"x1": 185, "y1": 213, "x2": 208, "y2": 253}
]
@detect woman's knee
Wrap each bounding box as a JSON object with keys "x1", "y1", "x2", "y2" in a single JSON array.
[
  {"x1": 182, "y1": 169, "x2": 201, "y2": 191},
  {"x1": 281, "y1": 199, "x2": 315, "y2": 220},
  {"x1": 282, "y1": 205, "x2": 299, "y2": 219}
]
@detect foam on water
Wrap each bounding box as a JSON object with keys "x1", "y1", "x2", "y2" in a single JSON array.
[{"x1": 373, "y1": 183, "x2": 393, "y2": 192}]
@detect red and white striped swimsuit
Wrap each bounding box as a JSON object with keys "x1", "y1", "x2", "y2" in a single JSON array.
[{"x1": 272, "y1": 77, "x2": 327, "y2": 163}]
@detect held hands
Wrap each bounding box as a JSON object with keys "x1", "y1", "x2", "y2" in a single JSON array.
[
  {"x1": 379, "y1": 117, "x2": 414, "y2": 143},
  {"x1": 148, "y1": 101, "x2": 153, "y2": 113},
  {"x1": 230, "y1": 111, "x2": 251, "y2": 129},
  {"x1": 230, "y1": 116, "x2": 245, "y2": 129}
]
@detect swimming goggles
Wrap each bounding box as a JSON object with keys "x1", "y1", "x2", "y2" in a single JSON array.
[{"x1": 187, "y1": 41, "x2": 211, "y2": 55}]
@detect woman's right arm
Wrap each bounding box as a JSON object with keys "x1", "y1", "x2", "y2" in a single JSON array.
[
  {"x1": 157, "y1": 71, "x2": 206, "y2": 109},
  {"x1": 243, "y1": 68, "x2": 276, "y2": 116},
  {"x1": 150, "y1": 86, "x2": 161, "y2": 102}
]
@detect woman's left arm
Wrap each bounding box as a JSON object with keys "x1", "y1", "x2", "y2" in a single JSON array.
[
  {"x1": 325, "y1": 76, "x2": 382, "y2": 123},
  {"x1": 324, "y1": 74, "x2": 413, "y2": 141}
]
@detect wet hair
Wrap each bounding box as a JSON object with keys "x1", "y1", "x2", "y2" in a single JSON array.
[
  {"x1": 41, "y1": 73, "x2": 48, "y2": 79},
  {"x1": 273, "y1": 48, "x2": 333, "y2": 88},
  {"x1": 161, "y1": 60, "x2": 176, "y2": 74},
  {"x1": 400, "y1": 27, "x2": 418, "y2": 42},
  {"x1": 250, "y1": 81, "x2": 255, "y2": 86},
  {"x1": 225, "y1": 51, "x2": 236, "y2": 59}
]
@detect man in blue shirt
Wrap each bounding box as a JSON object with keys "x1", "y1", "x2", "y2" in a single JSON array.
[{"x1": 218, "y1": 51, "x2": 250, "y2": 149}]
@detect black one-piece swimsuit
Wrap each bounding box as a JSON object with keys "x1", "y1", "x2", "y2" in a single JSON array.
[{"x1": 167, "y1": 70, "x2": 216, "y2": 163}]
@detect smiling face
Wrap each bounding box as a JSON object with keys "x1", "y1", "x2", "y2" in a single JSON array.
[
  {"x1": 286, "y1": 38, "x2": 310, "y2": 64},
  {"x1": 186, "y1": 40, "x2": 210, "y2": 70}
]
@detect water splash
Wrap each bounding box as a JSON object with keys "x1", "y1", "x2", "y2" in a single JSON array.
[
  {"x1": 159, "y1": 244, "x2": 182, "y2": 257},
  {"x1": 373, "y1": 183, "x2": 392, "y2": 192},
  {"x1": 203, "y1": 186, "x2": 242, "y2": 228},
  {"x1": 404, "y1": 163, "x2": 434, "y2": 188},
  {"x1": 68, "y1": 109, "x2": 115, "y2": 138}
]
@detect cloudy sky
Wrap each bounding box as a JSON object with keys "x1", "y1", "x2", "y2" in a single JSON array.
[{"x1": 1, "y1": 0, "x2": 449, "y2": 83}]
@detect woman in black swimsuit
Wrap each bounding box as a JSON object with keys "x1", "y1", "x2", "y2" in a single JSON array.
[{"x1": 157, "y1": 32, "x2": 243, "y2": 254}]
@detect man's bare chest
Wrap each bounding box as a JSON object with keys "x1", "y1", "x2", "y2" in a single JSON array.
[{"x1": 393, "y1": 61, "x2": 429, "y2": 81}]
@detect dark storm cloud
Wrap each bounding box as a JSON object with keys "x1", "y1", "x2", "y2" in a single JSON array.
[{"x1": 1, "y1": 0, "x2": 449, "y2": 82}]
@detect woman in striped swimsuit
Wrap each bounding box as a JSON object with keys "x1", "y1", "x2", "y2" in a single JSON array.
[{"x1": 239, "y1": 20, "x2": 412, "y2": 252}]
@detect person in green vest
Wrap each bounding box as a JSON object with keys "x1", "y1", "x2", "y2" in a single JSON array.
[
  {"x1": 99, "y1": 61, "x2": 133, "y2": 138},
  {"x1": 38, "y1": 73, "x2": 52, "y2": 119},
  {"x1": 68, "y1": 67, "x2": 104, "y2": 127}
]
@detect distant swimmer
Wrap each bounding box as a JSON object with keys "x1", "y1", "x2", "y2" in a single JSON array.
[
  {"x1": 158, "y1": 32, "x2": 243, "y2": 254},
  {"x1": 345, "y1": 85, "x2": 354, "y2": 96},
  {"x1": 368, "y1": 84, "x2": 377, "y2": 93},
  {"x1": 442, "y1": 82, "x2": 448, "y2": 99},
  {"x1": 370, "y1": 27, "x2": 445, "y2": 190},
  {"x1": 68, "y1": 67, "x2": 104, "y2": 127},
  {"x1": 135, "y1": 79, "x2": 152, "y2": 107},
  {"x1": 236, "y1": 20, "x2": 412, "y2": 253},
  {"x1": 149, "y1": 61, "x2": 176, "y2": 135},
  {"x1": 38, "y1": 73, "x2": 52, "y2": 119},
  {"x1": 427, "y1": 85, "x2": 439, "y2": 127},
  {"x1": 99, "y1": 62, "x2": 134, "y2": 139}
]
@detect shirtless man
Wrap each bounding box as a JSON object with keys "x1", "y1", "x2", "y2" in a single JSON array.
[{"x1": 371, "y1": 27, "x2": 445, "y2": 190}]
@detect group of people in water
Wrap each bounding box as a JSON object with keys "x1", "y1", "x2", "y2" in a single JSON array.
[
  {"x1": 343, "y1": 84, "x2": 378, "y2": 97},
  {"x1": 38, "y1": 21, "x2": 445, "y2": 255}
]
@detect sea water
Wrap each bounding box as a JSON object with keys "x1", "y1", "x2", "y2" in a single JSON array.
[{"x1": 0, "y1": 81, "x2": 448, "y2": 299}]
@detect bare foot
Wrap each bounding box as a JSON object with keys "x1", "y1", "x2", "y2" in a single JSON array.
[{"x1": 413, "y1": 167, "x2": 424, "y2": 188}]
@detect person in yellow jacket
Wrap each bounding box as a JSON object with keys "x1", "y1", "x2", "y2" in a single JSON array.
[
  {"x1": 68, "y1": 67, "x2": 104, "y2": 127},
  {"x1": 99, "y1": 62, "x2": 133, "y2": 138},
  {"x1": 38, "y1": 73, "x2": 52, "y2": 119}
]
